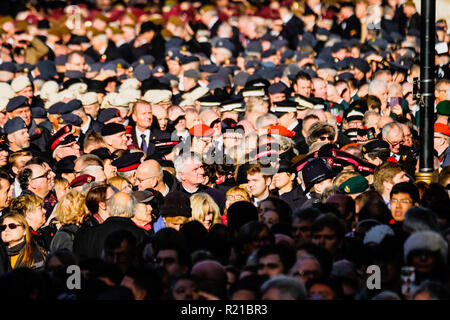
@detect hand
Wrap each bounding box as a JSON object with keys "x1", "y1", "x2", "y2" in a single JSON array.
[{"x1": 391, "y1": 104, "x2": 403, "y2": 115}]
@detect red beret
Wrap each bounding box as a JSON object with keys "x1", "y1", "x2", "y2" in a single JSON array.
[
  {"x1": 435, "y1": 123, "x2": 450, "y2": 136},
  {"x1": 189, "y1": 124, "x2": 214, "y2": 137},
  {"x1": 69, "y1": 174, "x2": 95, "y2": 188},
  {"x1": 267, "y1": 125, "x2": 296, "y2": 138}
]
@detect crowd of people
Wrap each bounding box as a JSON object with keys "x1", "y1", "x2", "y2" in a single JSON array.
[{"x1": 0, "y1": 0, "x2": 448, "y2": 301}]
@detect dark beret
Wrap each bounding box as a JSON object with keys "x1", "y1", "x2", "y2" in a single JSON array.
[
  {"x1": 58, "y1": 113, "x2": 83, "y2": 126},
  {"x1": 4, "y1": 117, "x2": 27, "y2": 134},
  {"x1": 101, "y1": 122, "x2": 126, "y2": 136},
  {"x1": 97, "y1": 108, "x2": 121, "y2": 123},
  {"x1": 6, "y1": 96, "x2": 29, "y2": 112}
]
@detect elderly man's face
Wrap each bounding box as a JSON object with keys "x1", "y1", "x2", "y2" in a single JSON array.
[
  {"x1": 290, "y1": 258, "x2": 321, "y2": 284},
  {"x1": 375, "y1": 85, "x2": 389, "y2": 108},
  {"x1": 106, "y1": 131, "x2": 128, "y2": 151},
  {"x1": 385, "y1": 126, "x2": 404, "y2": 154},
  {"x1": 9, "y1": 106, "x2": 31, "y2": 126},
  {"x1": 180, "y1": 158, "x2": 205, "y2": 186}
]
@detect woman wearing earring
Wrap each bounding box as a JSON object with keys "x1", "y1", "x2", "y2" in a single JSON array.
[{"x1": 0, "y1": 212, "x2": 47, "y2": 271}]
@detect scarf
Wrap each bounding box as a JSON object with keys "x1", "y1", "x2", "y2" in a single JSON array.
[{"x1": 7, "y1": 241, "x2": 25, "y2": 257}]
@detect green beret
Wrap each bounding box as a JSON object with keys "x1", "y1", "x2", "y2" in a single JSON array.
[
  {"x1": 437, "y1": 100, "x2": 450, "y2": 116},
  {"x1": 339, "y1": 175, "x2": 369, "y2": 194}
]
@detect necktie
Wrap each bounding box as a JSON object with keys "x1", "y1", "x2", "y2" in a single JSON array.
[{"x1": 140, "y1": 134, "x2": 148, "y2": 153}]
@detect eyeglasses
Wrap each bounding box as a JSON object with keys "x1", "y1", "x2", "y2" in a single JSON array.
[
  {"x1": 318, "y1": 135, "x2": 333, "y2": 141},
  {"x1": 386, "y1": 138, "x2": 404, "y2": 147},
  {"x1": 0, "y1": 223, "x2": 22, "y2": 232},
  {"x1": 257, "y1": 263, "x2": 281, "y2": 270},
  {"x1": 391, "y1": 199, "x2": 412, "y2": 204},
  {"x1": 31, "y1": 170, "x2": 50, "y2": 180},
  {"x1": 136, "y1": 176, "x2": 156, "y2": 184}
]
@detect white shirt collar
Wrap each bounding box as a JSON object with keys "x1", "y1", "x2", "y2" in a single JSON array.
[
  {"x1": 282, "y1": 13, "x2": 294, "y2": 24},
  {"x1": 81, "y1": 116, "x2": 91, "y2": 134},
  {"x1": 208, "y1": 16, "x2": 219, "y2": 30},
  {"x1": 136, "y1": 127, "x2": 150, "y2": 145},
  {"x1": 288, "y1": 120, "x2": 299, "y2": 131}
]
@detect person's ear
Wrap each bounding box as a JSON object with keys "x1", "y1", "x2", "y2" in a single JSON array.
[
  {"x1": 11, "y1": 166, "x2": 18, "y2": 175},
  {"x1": 131, "y1": 112, "x2": 137, "y2": 123},
  {"x1": 266, "y1": 177, "x2": 272, "y2": 187},
  {"x1": 99, "y1": 201, "x2": 107, "y2": 212}
]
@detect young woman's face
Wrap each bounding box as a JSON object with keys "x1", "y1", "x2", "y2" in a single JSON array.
[{"x1": 1, "y1": 217, "x2": 25, "y2": 245}]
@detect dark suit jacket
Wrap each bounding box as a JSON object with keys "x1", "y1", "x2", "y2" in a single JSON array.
[
  {"x1": 73, "y1": 216, "x2": 150, "y2": 260},
  {"x1": 280, "y1": 187, "x2": 308, "y2": 212},
  {"x1": 341, "y1": 14, "x2": 361, "y2": 39},
  {"x1": 130, "y1": 124, "x2": 171, "y2": 157},
  {"x1": 84, "y1": 40, "x2": 121, "y2": 63},
  {"x1": 281, "y1": 15, "x2": 304, "y2": 50},
  {"x1": 78, "y1": 116, "x2": 104, "y2": 150}
]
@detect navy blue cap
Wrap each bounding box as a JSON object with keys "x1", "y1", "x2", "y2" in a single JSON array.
[
  {"x1": 4, "y1": 117, "x2": 27, "y2": 134},
  {"x1": 0, "y1": 62, "x2": 17, "y2": 73},
  {"x1": 257, "y1": 67, "x2": 280, "y2": 80},
  {"x1": 89, "y1": 63, "x2": 103, "y2": 73},
  {"x1": 199, "y1": 64, "x2": 220, "y2": 73},
  {"x1": 90, "y1": 147, "x2": 117, "y2": 160},
  {"x1": 111, "y1": 151, "x2": 145, "y2": 172},
  {"x1": 245, "y1": 60, "x2": 261, "y2": 70},
  {"x1": 234, "y1": 72, "x2": 250, "y2": 87},
  {"x1": 134, "y1": 55, "x2": 155, "y2": 67},
  {"x1": 101, "y1": 122, "x2": 126, "y2": 136},
  {"x1": 302, "y1": 157, "x2": 337, "y2": 192},
  {"x1": 214, "y1": 38, "x2": 235, "y2": 53},
  {"x1": 36, "y1": 60, "x2": 57, "y2": 80},
  {"x1": 272, "y1": 39, "x2": 289, "y2": 49},
  {"x1": 65, "y1": 70, "x2": 84, "y2": 79},
  {"x1": 31, "y1": 107, "x2": 47, "y2": 119},
  {"x1": 336, "y1": 72, "x2": 355, "y2": 81},
  {"x1": 152, "y1": 65, "x2": 167, "y2": 75},
  {"x1": 180, "y1": 55, "x2": 200, "y2": 65},
  {"x1": 350, "y1": 58, "x2": 370, "y2": 73},
  {"x1": 331, "y1": 42, "x2": 347, "y2": 53},
  {"x1": 98, "y1": 108, "x2": 121, "y2": 123},
  {"x1": 133, "y1": 64, "x2": 151, "y2": 81},
  {"x1": 261, "y1": 49, "x2": 277, "y2": 59},
  {"x1": 268, "y1": 82, "x2": 288, "y2": 95},
  {"x1": 59, "y1": 99, "x2": 81, "y2": 114},
  {"x1": 48, "y1": 102, "x2": 66, "y2": 115},
  {"x1": 58, "y1": 113, "x2": 82, "y2": 126},
  {"x1": 208, "y1": 79, "x2": 228, "y2": 90},
  {"x1": 54, "y1": 55, "x2": 67, "y2": 66},
  {"x1": 55, "y1": 155, "x2": 76, "y2": 174},
  {"x1": 17, "y1": 63, "x2": 34, "y2": 73},
  {"x1": 102, "y1": 62, "x2": 117, "y2": 72},
  {"x1": 6, "y1": 96, "x2": 29, "y2": 112},
  {"x1": 246, "y1": 41, "x2": 262, "y2": 54}
]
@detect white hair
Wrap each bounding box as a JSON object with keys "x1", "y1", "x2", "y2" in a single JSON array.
[
  {"x1": 107, "y1": 193, "x2": 137, "y2": 218},
  {"x1": 174, "y1": 152, "x2": 202, "y2": 181},
  {"x1": 368, "y1": 79, "x2": 388, "y2": 95},
  {"x1": 382, "y1": 121, "x2": 402, "y2": 139},
  {"x1": 255, "y1": 113, "x2": 277, "y2": 129}
]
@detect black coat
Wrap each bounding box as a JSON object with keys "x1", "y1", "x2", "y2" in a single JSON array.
[
  {"x1": 130, "y1": 124, "x2": 171, "y2": 157},
  {"x1": 84, "y1": 41, "x2": 121, "y2": 63},
  {"x1": 78, "y1": 116, "x2": 104, "y2": 150},
  {"x1": 0, "y1": 241, "x2": 10, "y2": 276},
  {"x1": 281, "y1": 15, "x2": 304, "y2": 50},
  {"x1": 340, "y1": 14, "x2": 361, "y2": 39},
  {"x1": 72, "y1": 216, "x2": 150, "y2": 260},
  {"x1": 175, "y1": 183, "x2": 226, "y2": 214},
  {"x1": 280, "y1": 186, "x2": 308, "y2": 212}
]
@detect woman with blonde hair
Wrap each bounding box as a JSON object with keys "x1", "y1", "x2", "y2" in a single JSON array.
[
  {"x1": 0, "y1": 212, "x2": 46, "y2": 270},
  {"x1": 49, "y1": 190, "x2": 90, "y2": 253},
  {"x1": 190, "y1": 193, "x2": 222, "y2": 231},
  {"x1": 107, "y1": 176, "x2": 133, "y2": 193}
]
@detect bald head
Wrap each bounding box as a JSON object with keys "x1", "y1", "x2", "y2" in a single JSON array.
[{"x1": 136, "y1": 159, "x2": 164, "y2": 191}]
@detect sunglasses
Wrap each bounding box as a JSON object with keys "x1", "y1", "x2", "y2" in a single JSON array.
[{"x1": 0, "y1": 223, "x2": 22, "y2": 232}]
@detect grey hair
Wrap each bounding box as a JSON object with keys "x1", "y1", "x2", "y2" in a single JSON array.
[
  {"x1": 174, "y1": 152, "x2": 202, "y2": 181},
  {"x1": 363, "y1": 110, "x2": 380, "y2": 126},
  {"x1": 255, "y1": 113, "x2": 278, "y2": 129},
  {"x1": 81, "y1": 165, "x2": 104, "y2": 177},
  {"x1": 368, "y1": 79, "x2": 387, "y2": 95},
  {"x1": 117, "y1": 170, "x2": 136, "y2": 180},
  {"x1": 382, "y1": 121, "x2": 402, "y2": 139},
  {"x1": 260, "y1": 275, "x2": 307, "y2": 300},
  {"x1": 107, "y1": 193, "x2": 137, "y2": 218}
]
